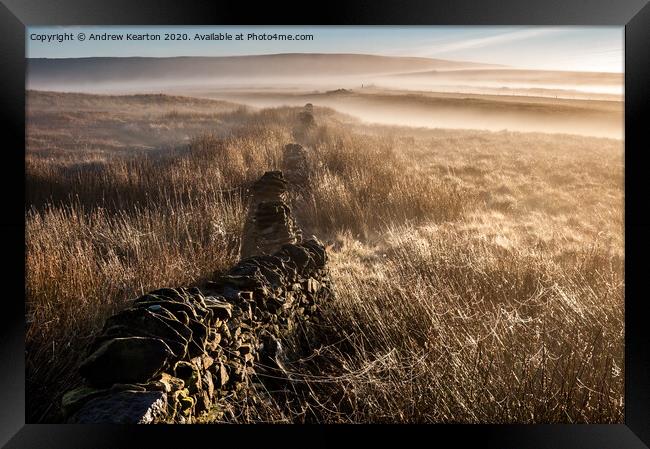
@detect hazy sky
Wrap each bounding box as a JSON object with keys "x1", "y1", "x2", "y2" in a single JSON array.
[{"x1": 27, "y1": 26, "x2": 623, "y2": 72}]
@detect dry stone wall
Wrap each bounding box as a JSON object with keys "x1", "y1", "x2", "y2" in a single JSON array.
[
  {"x1": 292, "y1": 104, "x2": 317, "y2": 145},
  {"x1": 61, "y1": 105, "x2": 334, "y2": 424},
  {"x1": 282, "y1": 143, "x2": 309, "y2": 186},
  {"x1": 239, "y1": 171, "x2": 302, "y2": 260},
  {"x1": 64, "y1": 239, "x2": 332, "y2": 423}
]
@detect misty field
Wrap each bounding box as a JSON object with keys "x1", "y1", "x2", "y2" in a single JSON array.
[{"x1": 25, "y1": 91, "x2": 624, "y2": 423}]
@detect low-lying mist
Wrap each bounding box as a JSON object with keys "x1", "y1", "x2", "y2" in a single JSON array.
[
  {"x1": 29, "y1": 84, "x2": 622, "y2": 139},
  {"x1": 28, "y1": 59, "x2": 623, "y2": 139},
  {"x1": 197, "y1": 89, "x2": 622, "y2": 139}
]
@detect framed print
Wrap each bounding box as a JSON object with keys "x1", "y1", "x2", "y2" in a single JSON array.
[{"x1": 1, "y1": 0, "x2": 649, "y2": 447}]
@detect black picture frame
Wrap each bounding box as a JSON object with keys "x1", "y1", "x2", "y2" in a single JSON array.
[{"x1": 2, "y1": 0, "x2": 648, "y2": 447}]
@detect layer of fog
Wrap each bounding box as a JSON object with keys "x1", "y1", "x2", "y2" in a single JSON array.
[
  {"x1": 28, "y1": 74, "x2": 623, "y2": 139},
  {"x1": 28, "y1": 71, "x2": 622, "y2": 97},
  {"x1": 188, "y1": 89, "x2": 621, "y2": 139}
]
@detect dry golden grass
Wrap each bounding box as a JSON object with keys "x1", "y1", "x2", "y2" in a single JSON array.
[{"x1": 25, "y1": 91, "x2": 623, "y2": 423}]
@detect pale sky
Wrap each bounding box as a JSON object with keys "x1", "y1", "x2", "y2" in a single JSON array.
[{"x1": 27, "y1": 26, "x2": 624, "y2": 73}]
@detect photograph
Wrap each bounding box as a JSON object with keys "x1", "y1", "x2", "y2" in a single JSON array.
[{"x1": 24, "y1": 25, "x2": 625, "y2": 425}]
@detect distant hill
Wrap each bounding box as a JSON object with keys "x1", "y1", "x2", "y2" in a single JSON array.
[{"x1": 27, "y1": 53, "x2": 502, "y2": 90}]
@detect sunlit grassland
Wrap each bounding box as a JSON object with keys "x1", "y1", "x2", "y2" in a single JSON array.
[{"x1": 25, "y1": 91, "x2": 623, "y2": 423}]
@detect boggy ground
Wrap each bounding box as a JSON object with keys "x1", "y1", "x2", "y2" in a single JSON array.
[{"x1": 25, "y1": 91, "x2": 623, "y2": 423}]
